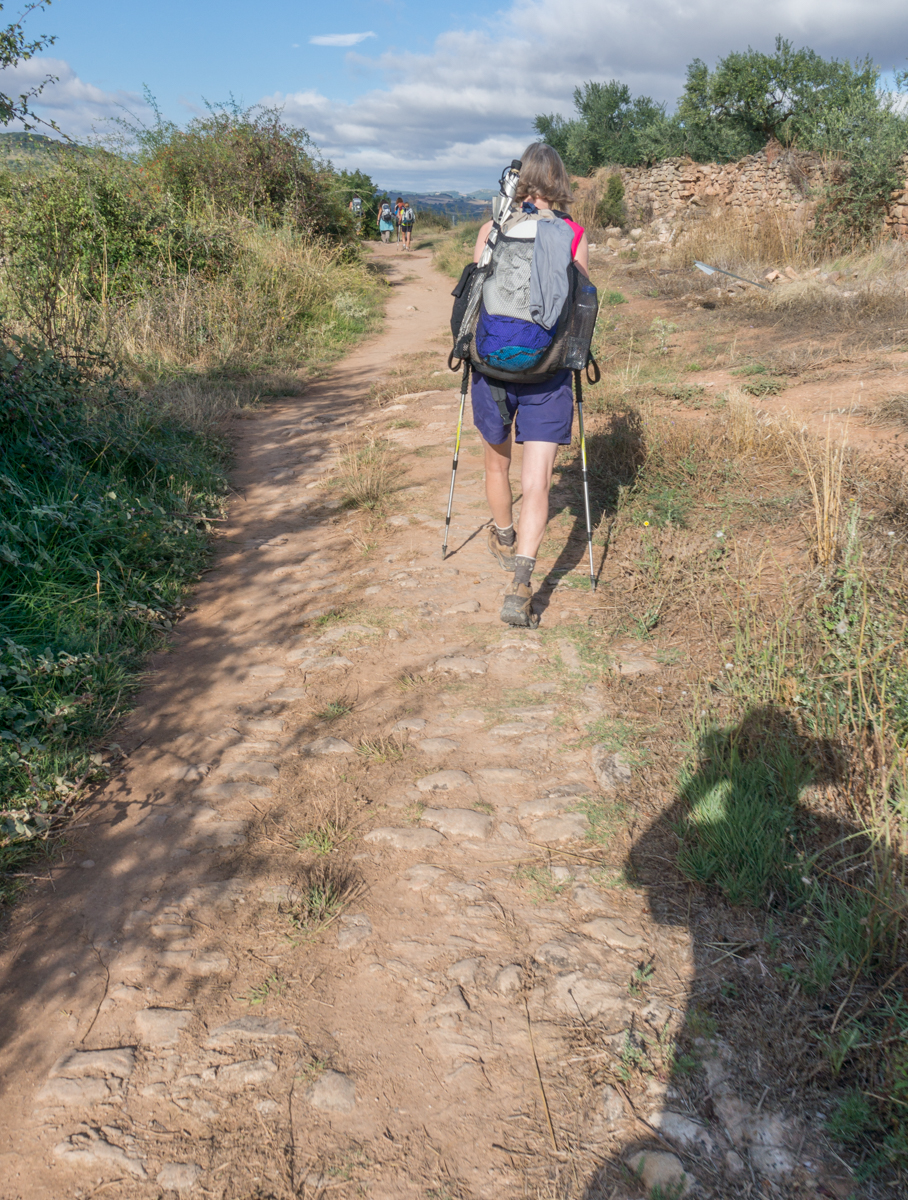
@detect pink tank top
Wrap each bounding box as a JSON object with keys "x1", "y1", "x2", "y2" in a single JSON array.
[{"x1": 563, "y1": 218, "x2": 584, "y2": 259}]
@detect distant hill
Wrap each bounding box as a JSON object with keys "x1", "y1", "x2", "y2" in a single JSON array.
[
  {"x1": 399, "y1": 189, "x2": 492, "y2": 220},
  {"x1": 0, "y1": 131, "x2": 72, "y2": 171}
]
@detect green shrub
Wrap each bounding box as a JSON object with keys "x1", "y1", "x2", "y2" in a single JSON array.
[
  {"x1": 0, "y1": 339, "x2": 226, "y2": 882},
  {"x1": 139, "y1": 101, "x2": 352, "y2": 240},
  {"x1": 596, "y1": 173, "x2": 626, "y2": 227}
]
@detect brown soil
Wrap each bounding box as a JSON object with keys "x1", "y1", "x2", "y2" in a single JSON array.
[{"x1": 0, "y1": 241, "x2": 865, "y2": 1199}]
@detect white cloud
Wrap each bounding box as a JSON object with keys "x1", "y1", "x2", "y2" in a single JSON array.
[
  {"x1": 309, "y1": 33, "x2": 376, "y2": 47},
  {"x1": 270, "y1": 0, "x2": 908, "y2": 189},
  {"x1": 0, "y1": 57, "x2": 151, "y2": 140}
]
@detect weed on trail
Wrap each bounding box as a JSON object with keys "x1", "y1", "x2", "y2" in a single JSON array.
[
  {"x1": 284, "y1": 861, "x2": 363, "y2": 937},
  {"x1": 337, "y1": 434, "x2": 403, "y2": 513}
]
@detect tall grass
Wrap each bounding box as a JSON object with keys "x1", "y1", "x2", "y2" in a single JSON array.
[
  {"x1": 108, "y1": 226, "x2": 382, "y2": 379},
  {"x1": 433, "y1": 222, "x2": 484, "y2": 279}
]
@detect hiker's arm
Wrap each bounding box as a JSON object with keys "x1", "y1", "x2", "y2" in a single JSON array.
[
  {"x1": 573, "y1": 232, "x2": 590, "y2": 278},
  {"x1": 473, "y1": 220, "x2": 493, "y2": 263}
]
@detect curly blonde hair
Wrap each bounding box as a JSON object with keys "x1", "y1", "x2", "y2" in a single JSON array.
[{"x1": 515, "y1": 143, "x2": 574, "y2": 210}]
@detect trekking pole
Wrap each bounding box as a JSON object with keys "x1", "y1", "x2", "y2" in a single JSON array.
[
  {"x1": 574, "y1": 369, "x2": 596, "y2": 592},
  {"x1": 442, "y1": 360, "x2": 470, "y2": 560}
]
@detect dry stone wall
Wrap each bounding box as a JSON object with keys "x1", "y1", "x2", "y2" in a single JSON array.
[{"x1": 596, "y1": 143, "x2": 908, "y2": 237}]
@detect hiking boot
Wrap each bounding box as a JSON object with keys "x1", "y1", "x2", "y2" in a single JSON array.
[
  {"x1": 500, "y1": 579, "x2": 539, "y2": 628},
  {"x1": 487, "y1": 525, "x2": 517, "y2": 570}
]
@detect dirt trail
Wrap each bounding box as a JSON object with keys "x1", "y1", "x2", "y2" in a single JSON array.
[{"x1": 0, "y1": 244, "x2": 843, "y2": 1200}]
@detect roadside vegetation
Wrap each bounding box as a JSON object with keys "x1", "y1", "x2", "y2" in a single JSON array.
[
  {"x1": 573, "y1": 248, "x2": 908, "y2": 1189},
  {"x1": 0, "y1": 94, "x2": 385, "y2": 902}
]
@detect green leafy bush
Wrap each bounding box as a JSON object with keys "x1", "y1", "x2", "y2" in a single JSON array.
[
  {"x1": 138, "y1": 100, "x2": 353, "y2": 240},
  {"x1": 596, "y1": 173, "x2": 626, "y2": 227},
  {"x1": 0, "y1": 339, "x2": 226, "y2": 876}
]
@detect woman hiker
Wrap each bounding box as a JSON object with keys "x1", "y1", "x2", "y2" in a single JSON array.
[
  {"x1": 377, "y1": 200, "x2": 395, "y2": 244},
  {"x1": 471, "y1": 142, "x2": 589, "y2": 627}
]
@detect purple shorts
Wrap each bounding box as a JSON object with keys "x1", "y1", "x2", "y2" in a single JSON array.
[{"x1": 471, "y1": 370, "x2": 574, "y2": 445}]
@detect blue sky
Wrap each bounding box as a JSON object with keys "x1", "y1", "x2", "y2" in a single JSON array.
[{"x1": 3, "y1": 0, "x2": 907, "y2": 192}]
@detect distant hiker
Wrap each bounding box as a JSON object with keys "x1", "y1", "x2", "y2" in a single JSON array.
[
  {"x1": 464, "y1": 143, "x2": 589, "y2": 627},
  {"x1": 378, "y1": 199, "x2": 395, "y2": 243},
  {"x1": 349, "y1": 192, "x2": 363, "y2": 232},
  {"x1": 399, "y1": 200, "x2": 415, "y2": 250},
  {"x1": 394, "y1": 196, "x2": 405, "y2": 243}
]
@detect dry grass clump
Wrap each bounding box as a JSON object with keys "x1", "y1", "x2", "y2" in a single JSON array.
[
  {"x1": 719, "y1": 386, "x2": 797, "y2": 460},
  {"x1": 106, "y1": 226, "x2": 383, "y2": 378},
  {"x1": 667, "y1": 205, "x2": 814, "y2": 273},
  {"x1": 869, "y1": 392, "x2": 908, "y2": 428},
  {"x1": 337, "y1": 432, "x2": 404, "y2": 512}
]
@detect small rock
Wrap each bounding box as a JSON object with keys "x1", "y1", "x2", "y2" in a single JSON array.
[
  {"x1": 215, "y1": 1058, "x2": 278, "y2": 1092},
  {"x1": 193, "y1": 781, "x2": 272, "y2": 803},
  {"x1": 421, "y1": 807, "x2": 492, "y2": 840},
  {"x1": 493, "y1": 964, "x2": 523, "y2": 996},
  {"x1": 534, "y1": 941, "x2": 584, "y2": 970},
  {"x1": 305, "y1": 1069, "x2": 356, "y2": 1113},
  {"x1": 402, "y1": 864, "x2": 447, "y2": 890},
  {"x1": 431, "y1": 655, "x2": 488, "y2": 676},
  {"x1": 156, "y1": 1162, "x2": 203, "y2": 1191},
  {"x1": 489, "y1": 721, "x2": 546, "y2": 739},
  {"x1": 417, "y1": 737, "x2": 459, "y2": 755},
  {"x1": 452, "y1": 708, "x2": 486, "y2": 725},
  {"x1": 572, "y1": 884, "x2": 613, "y2": 914},
  {"x1": 545, "y1": 972, "x2": 628, "y2": 1020},
  {"x1": 648, "y1": 1110, "x2": 715, "y2": 1154},
  {"x1": 365, "y1": 827, "x2": 445, "y2": 851},
  {"x1": 591, "y1": 745, "x2": 632, "y2": 791},
  {"x1": 416, "y1": 769, "x2": 471, "y2": 792},
  {"x1": 135, "y1": 1009, "x2": 192, "y2": 1047},
  {"x1": 432, "y1": 985, "x2": 470, "y2": 1016},
  {"x1": 447, "y1": 957, "x2": 482, "y2": 984},
  {"x1": 48, "y1": 1047, "x2": 135, "y2": 1079},
  {"x1": 204, "y1": 1017, "x2": 299, "y2": 1048},
  {"x1": 601, "y1": 1084, "x2": 626, "y2": 1123},
  {"x1": 626, "y1": 1150, "x2": 694, "y2": 1196},
  {"x1": 303, "y1": 655, "x2": 352, "y2": 672},
  {"x1": 530, "y1": 814, "x2": 590, "y2": 842},
  {"x1": 393, "y1": 717, "x2": 427, "y2": 732},
  {"x1": 581, "y1": 917, "x2": 646, "y2": 952},
  {"x1": 218, "y1": 760, "x2": 279, "y2": 782},
  {"x1": 239, "y1": 717, "x2": 285, "y2": 734},
  {"x1": 303, "y1": 736, "x2": 355, "y2": 756},
  {"x1": 54, "y1": 1133, "x2": 147, "y2": 1178},
  {"x1": 475, "y1": 767, "x2": 529, "y2": 783},
  {"x1": 38, "y1": 1077, "x2": 117, "y2": 1106},
  {"x1": 337, "y1": 913, "x2": 373, "y2": 949},
  {"x1": 186, "y1": 951, "x2": 231, "y2": 976},
  {"x1": 317, "y1": 624, "x2": 378, "y2": 643},
  {"x1": 267, "y1": 687, "x2": 307, "y2": 701},
  {"x1": 249, "y1": 664, "x2": 286, "y2": 679},
  {"x1": 444, "y1": 599, "x2": 481, "y2": 614}
]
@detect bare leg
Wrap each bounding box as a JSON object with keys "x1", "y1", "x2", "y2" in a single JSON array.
[
  {"x1": 515, "y1": 440, "x2": 558, "y2": 559},
  {"x1": 483, "y1": 437, "x2": 513, "y2": 529}
]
